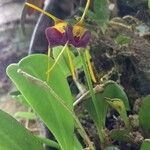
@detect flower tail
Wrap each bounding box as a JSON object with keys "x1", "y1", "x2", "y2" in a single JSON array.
[
  {"x1": 66, "y1": 46, "x2": 76, "y2": 80},
  {"x1": 46, "y1": 46, "x2": 51, "y2": 82},
  {"x1": 85, "y1": 48, "x2": 97, "y2": 83},
  {"x1": 78, "y1": 0, "x2": 90, "y2": 24},
  {"x1": 25, "y1": 3, "x2": 62, "y2": 23},
  {"x1": 47, "y1": 42, "x2": 68, "y2": 75}
]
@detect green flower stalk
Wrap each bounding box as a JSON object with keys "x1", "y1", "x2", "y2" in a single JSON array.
[{"x1": 78, "y1": 48, "x2": 106, "y2": 146}]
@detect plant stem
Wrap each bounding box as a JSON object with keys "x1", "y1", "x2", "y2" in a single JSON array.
[
  {"x1": 78, "y1": 50, "x2": 96, "y2": 107},
  {"x1": 36, "y1": 136, "x2": 60, "y2": 150},
  {"x1": 74, "y1": 78, "x2": 87, "y2": 95},
  {"x1": 78, "y1": 49, "x2": 105, "y2": 145},
  {"x1": 47, "y1": 42, "x2": 68, "y2": 74},
  {"x1": 73, "y1": 85, "x2": 104, "y2": 107},
  {"x1": 75, "y1": 118, "x2": 95, "y2": 150},
  {"x1": 66, "y1": 46, "x2": 76, "y2": 80}
]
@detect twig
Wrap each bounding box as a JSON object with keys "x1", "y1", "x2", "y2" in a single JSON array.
[{"x1": 73, "y1": 85, "x2": 104, "y2": 107}]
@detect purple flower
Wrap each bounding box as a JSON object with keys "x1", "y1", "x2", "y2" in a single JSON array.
[
  {"x1": 65, "y1": 25, "x2": 91, "y2": 48},
  {"x1": 45, "y1": 22, "x2": 67, "y2": 47},
  {"x1": 45, "y1": 22, "x2": 91, "y2": 48}
]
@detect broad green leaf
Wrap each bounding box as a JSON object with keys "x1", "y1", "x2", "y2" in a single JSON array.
[
  {"x1": 139, "y1": 95, "x2": 150, "y2": 136},
  {"x1": 148, "y1": 0, "x2": 150, "y2": 9},
  {"x1": 0, "y1": 110, "x2": 43, "y2": 150},
  {"x1": 141, "y1": 139, "x2": 150, "y2": 150},
  {"x1": 73, "y1": 56, "x2": 82, "y2": 69},
  {"x1": 6, "y1": 54, "x2": 81, "y2": 150},
  {"x1": 84, "y1": 81, "x2": 130, "y2": 132},
  {"x1": 73, "y1": 137, "x2": 83, "y2": 150},
  {"x1": 15, "y1": 111, "x2": 36, "y2": 120}
]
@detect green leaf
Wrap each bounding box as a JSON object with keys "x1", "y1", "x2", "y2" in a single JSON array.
[
  {"x1": 139, "y1": 95, "x2": 150, "y2": 136},
  {"x1": 141, "y1": 139, "x2": 150, "y2": 150},
  {"x1": 15, "y1": 111, "x2": 36, "y2": 120},
  {"x1": 106, "y1": 98, "x2": 129, "y2": 129},
  {"x1": 6, "y1": 54, "x2": 81, "y2": 150},
  {"x1": 104, "y1": 146, "x2": 120, "y2": 150},
  {"x1": 84, "y1": 81, "x2": 129, "y2": 135},
  {"x1": 148, "y1": 0, "x2": 150, "y2": 9},
  {"x1": 91, "y1": 0, "x2": 110, "y2": 29},
  {"x1": 110, "y1": 129, "x2": 132, "y2": 142},
  {"x1": 115, "y1": 35, "x2": 131, "y2": 46},
  {"x1": 0, "y1": 110, "x2": 43, "y2": 150},
  {"x1": 73, "y1": 55, "x2": 82, "y2": 69}
]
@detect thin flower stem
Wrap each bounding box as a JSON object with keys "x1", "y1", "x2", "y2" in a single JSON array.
[
  {"x1": 17, "y1": 69, "x2": 95, "y2": 150},
  {"x1": 35, "y1": 136, "x2": 60, "y2": 150},
  {"x1": 66, "y1": 46, "x2": 76, "y2": 80},
  {"x1": 78, "y1": 0, "x2": 90, "y2": 24},
  {"x1": 73, "y1": 90, "x2": 89, "y2": 106},
  {"x1": 47, "y1": 42, "x2": 68, "y2": 74},
  {"x1": 47, "y1": 46, "x2": 51, "y2": 82},
  {"x1": 78, "y1": 49, "x2": 105, "y2": 145},
  {"x1": 78, "y1": 49, "x2": 97, "y2": 106},
  {"x1": 25, "y1": 3, "x2": 62, "y2": 23},
  {"x1": 74, "y1": 78, "x2": 87, "y2": 95},
  {"x1": 75, "y1": 118, "x2": 95, "y2": 150}
]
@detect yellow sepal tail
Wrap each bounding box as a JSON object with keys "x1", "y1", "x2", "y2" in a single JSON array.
[
  {"x1": 25, "y1": 2, "x2": 62, "y2": 23},
  {"x1": 85, "y1": 48, "x2": 97, "y2": 83},
  {"x1": 47, "y1": 42, "x2": 68, "y2": 77},
  {"x1": 46, "y1": 46, "x2": 51, "y2": 82},
  {"x1": 66, "y1": 46, "x2": 76, "y2": 80}
]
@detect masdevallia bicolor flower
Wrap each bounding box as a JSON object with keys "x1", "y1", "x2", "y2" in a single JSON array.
[
  {"x1": 45, "y1": 23, "x2": 91, "y2": 48},
  {"x1": 26, "y1": 1, "x2": 91, "y2": 48},
  {"x1": 25, "y1": 0, "x2": 96, "y2": 82}
]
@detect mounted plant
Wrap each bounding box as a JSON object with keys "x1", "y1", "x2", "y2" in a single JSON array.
[{"x1": 5, "y1": 52, "x2": 130, "y2": 150}]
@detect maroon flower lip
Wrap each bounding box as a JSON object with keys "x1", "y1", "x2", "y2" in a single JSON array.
[
  {"x1": 45, "y1": 27, "x2": 66, "y2": 47},
  {"x1": 45, "y1": 24, "x2": 91, "y2": 48},
  {"x1": 65, "y1": 25, "x2": 91, "y2": 48}
]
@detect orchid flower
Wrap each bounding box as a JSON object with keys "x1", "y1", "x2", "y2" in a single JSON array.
[{"x1": 25, "y1": 0, "x2": 96, "y2": 82}]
